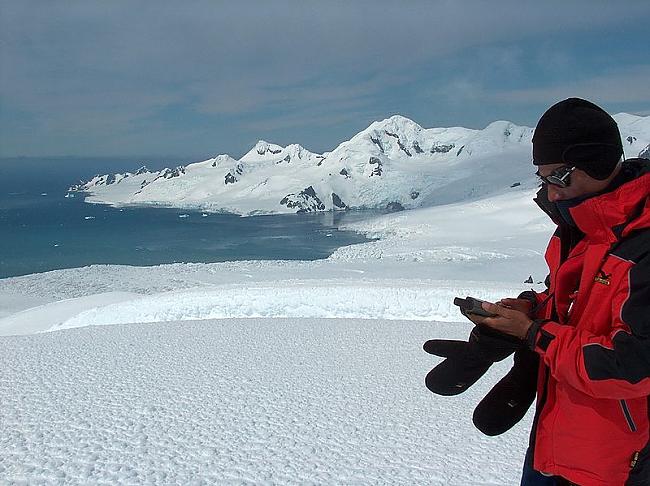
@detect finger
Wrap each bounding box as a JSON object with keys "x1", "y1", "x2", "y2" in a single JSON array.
[
  {"x1": 482, "y1": 302, "x2": 513, "y2": 317},
  {"x1": 500, "y1": 298, "x2": 519, "y2": 306}
]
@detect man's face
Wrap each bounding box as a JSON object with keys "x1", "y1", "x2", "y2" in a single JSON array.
[{"x1": 537, "y1": 163, "x2": 611, "y2": 202}]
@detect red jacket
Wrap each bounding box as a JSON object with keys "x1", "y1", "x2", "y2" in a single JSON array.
[{"x1": 527, "y1": 159, "x2": 650, "y2": 485}]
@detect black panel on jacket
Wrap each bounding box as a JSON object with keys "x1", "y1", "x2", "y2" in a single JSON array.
[{"x1": 584, "y1": 254, "x2": 650, "y2": 383}]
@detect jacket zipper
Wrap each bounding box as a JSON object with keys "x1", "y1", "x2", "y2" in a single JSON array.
[{"x1": 620, "y1": 399, "x2": 637, "y2": 432}]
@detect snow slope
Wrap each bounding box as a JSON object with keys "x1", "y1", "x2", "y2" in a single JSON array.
[
  {"x1": 1, "y1": 317, "x2": 528, "y2": 485},
  {"x1": 69, "y1": 113, "x2": 650, "y2": 216}
]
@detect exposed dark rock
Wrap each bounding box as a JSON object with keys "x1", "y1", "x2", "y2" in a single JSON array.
[
  {"x1": 212, "y1": 161, "x2": 217, "y2": 167},
  {"x1": 339, "y1": 168, "x2": 349, "y2": 178},
  {"x1": 332, "y1": 193, "x2": 347, "y2": 209},
  {"x1": 430, "y1": 143, "x2": 455, "y2": 154},
  {"x1": 368, "y1": 157, "x2": 383, "y2": 176},
  {"x1": 386, "y1": 202, "x2": 404, "y2": 212},
  {"x1": 220, "y1": 164, "x2": 242, "y2": 186},
  {"x1": 68, "y1": 180, "x2": 87, "y2": 192},
  {"x1": 410, "y1": 191, "x2": 419, "y2": 200},
  {"x1": 397, "y1": 140, "x2": 412, "y2": 156},
  {"x1": 135, "y1": 166, "x2": 149, "y2": 175},
  {"x1": 412, "y1": 141, "x2": 424, "y2": 154},
  {"x1": 370, "y1": 136, "x2": 384, "y2": 153},
  {"x1": 510, "y1": 182, "x2": 521, "y2": 188},
  {"x1": 639, "y1": 144, "x2": 650, "y2": 160},
  {"x1": 105, "y1": 174, "x2": 116, "y2": 185},
  {"x1": 627, "y1": 136, "x2": 637, "y2": 144},
  {"x1": 283, "y1": 155, "x2": 291, "y2": 163},
  {"x1": 280, "y1": 186, "x2": 326, "y2": 213},
  {"x1": 456, "y1": 145, "x2": 465, "y2": 156},
  {"x1": 524, "y1": 275, "x2": 534, "y2": 284},
  {"x1": 257, "y1": 144, "x2": 282, "y2": 155},
  {"x1": 162, "y1": 166, "x2": 186, "y2": 179},
  {"x1": 384, "y1": 130, "x2": 399, "y2": 138}
]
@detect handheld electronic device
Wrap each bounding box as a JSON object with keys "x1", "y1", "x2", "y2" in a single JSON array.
[{"x1": 453, "y1": 296, "x2": 497, "y2": 318}]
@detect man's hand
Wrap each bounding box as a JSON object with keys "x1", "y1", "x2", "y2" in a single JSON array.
[
  {"x1": 468, "y1": 302, "x2": 534, "y2": 340},
  {"x1": 498, "y1": 298, "x2": 534, "y2": 316}
]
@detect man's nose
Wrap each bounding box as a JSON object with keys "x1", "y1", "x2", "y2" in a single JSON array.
[{"x1": 547, "y1": 185, "x2": 562, "y2": 202}]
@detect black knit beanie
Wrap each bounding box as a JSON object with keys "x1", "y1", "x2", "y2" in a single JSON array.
[{"x1": 532, "y1": 98, "x2": 623, "y2": 180}]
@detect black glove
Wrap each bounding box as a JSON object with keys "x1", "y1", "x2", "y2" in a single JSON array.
[
  {"x1": 424, "y1": 325, "x2": 521, "y2": 396},
  {"x1": 472, "y1": 347, "x2": 538, "y2": 436}
]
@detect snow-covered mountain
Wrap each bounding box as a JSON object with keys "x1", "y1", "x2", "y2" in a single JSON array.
[{"x1": 69, "y1": 113, "x2": 650, "y2": 215}]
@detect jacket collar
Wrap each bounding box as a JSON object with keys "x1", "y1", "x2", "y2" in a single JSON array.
[
  {"x1": 535, "y1": 158, "x2": 650, "y2": 244},
  {"x1": 570, "y1": 159, "x2": 650, "y2": 243}
]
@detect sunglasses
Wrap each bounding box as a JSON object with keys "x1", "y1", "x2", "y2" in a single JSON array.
[{"x1": 536, "y1": 165, "x2": 576, "y2": 188}]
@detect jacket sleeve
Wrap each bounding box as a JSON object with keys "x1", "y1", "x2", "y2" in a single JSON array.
[
  {"x1": 527, "y1": 255, "x2": 650, "y2": 400},
  {"x1": 518, "y1": 274, "x2": 551, "y2": 319}
]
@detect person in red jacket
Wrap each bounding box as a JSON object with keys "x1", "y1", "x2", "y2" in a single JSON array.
[{"x1": 472, "y1": 98, "x2": 650, "y2": 485}]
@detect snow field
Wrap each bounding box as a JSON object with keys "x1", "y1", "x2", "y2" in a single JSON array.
[
  {"x1": 0, "y1": 184, "x2": 554, "y2": 483},
  {"x1": 1, "y1": 318, "x2": 530, "y2": 485}
]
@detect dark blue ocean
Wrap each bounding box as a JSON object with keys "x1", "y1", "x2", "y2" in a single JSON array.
[{"x1": 0, "y1": 157, "x2": 378, "y2": 279}]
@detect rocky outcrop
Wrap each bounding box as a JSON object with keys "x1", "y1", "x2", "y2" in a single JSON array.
[
  {"x1": 386, "y1": 202, "x2": 404, "y2": 211},
  {"x1": 255, "y1": 141, "x2": 282, "y2": 156},
  {"x1": 279, "y1": 186, "x2": 326, "y2": 213},
  {"x1": 161, "y1": 167, "x2": 185, "y2": 179},
  {"x1": 430, "y1": 143, "x2": 455, "y2": 154},
  {"x1": 370, "y1": 136, "x2": 384, "y2": 153},
  {"x1": 369, "y1": 157, "x2": 383, "y2": 177},
  {"x1": 224, "y1": 163, "x2": 244, "y2": 185},
  {"x1": 331, "y1": 193, "x2": 347, "y2": 209}
]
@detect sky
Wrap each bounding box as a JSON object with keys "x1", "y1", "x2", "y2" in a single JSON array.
[{"x1": 1, "y1": 0, "x2": 649, "y2": 160}]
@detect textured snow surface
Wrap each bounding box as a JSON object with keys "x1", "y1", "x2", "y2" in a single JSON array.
[{"x1": 0, "y1": 318, "x2": 529, "y2": 485}]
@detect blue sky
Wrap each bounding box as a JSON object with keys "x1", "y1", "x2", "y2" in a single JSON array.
[{"x1": 1, "y1": 0, "x2": 649, "y2": 160}]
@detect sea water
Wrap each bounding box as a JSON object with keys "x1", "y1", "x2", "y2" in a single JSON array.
[{"x1": 0, "y1": 157, "x2": 379, "y2": 278}]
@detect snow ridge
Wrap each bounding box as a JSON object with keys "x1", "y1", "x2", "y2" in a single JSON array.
[{"x1": 69, "y1": 114, "x2": 650, "y2": 216}]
